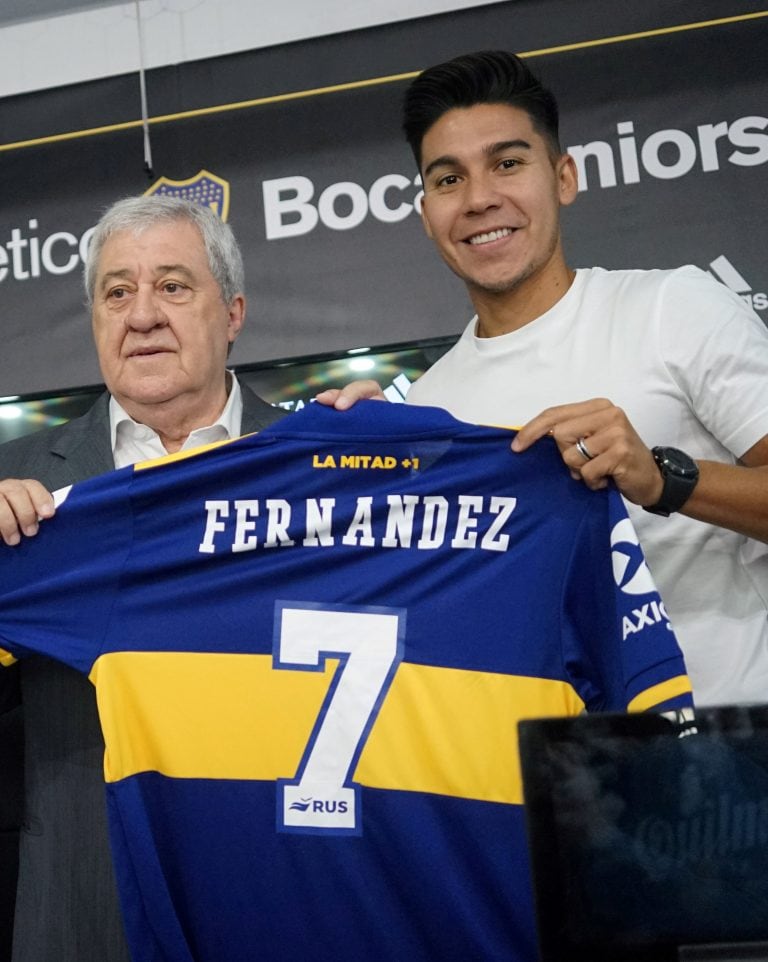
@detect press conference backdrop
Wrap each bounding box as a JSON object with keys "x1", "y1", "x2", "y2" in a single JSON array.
[{"x1": 0, "y1": 0, "x2": 766, "y2": 397}]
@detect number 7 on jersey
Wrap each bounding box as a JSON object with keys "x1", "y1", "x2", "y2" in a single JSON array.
[{"x1": 274, "y1": 602, "x2": 405, "y2": 835}]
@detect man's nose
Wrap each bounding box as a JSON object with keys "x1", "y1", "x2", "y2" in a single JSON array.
[
  {"x1": 464, "y1": 173, "x2": 503, "y2": 215},
  {"x1": 125, "y1": 288, "x2": 167, "y2": 330}
]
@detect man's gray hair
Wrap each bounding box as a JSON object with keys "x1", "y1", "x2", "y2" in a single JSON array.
[{"x1": 83, "y1": 195, "x2": 245, "y2": 306}]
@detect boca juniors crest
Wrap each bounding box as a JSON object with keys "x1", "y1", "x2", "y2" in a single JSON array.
[{"x1": 144, "y1": 169, "x2": 230, "y2": 221}]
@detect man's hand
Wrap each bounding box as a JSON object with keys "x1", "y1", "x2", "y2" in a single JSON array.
[
  {"x1": 315, "y1": 380, "x2": 387, "y2": 410},
  {"x1": 0, "y1": 479, "x2": 55, "y2": 546},
  {"x1": 511, "y1": 398, "x2": 664, "y2": 507}
]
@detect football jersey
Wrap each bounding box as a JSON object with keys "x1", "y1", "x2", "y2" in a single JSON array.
[{"x1": 0, "y1": 401, "x2": 692, "y2": 962}]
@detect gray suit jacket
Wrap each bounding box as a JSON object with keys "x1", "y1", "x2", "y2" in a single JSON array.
[{"x1": 0, "y1": 385, "x2": 285, "y2": 962}]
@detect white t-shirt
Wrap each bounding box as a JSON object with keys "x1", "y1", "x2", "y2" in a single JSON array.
[{"x1": 406, "y1": 266, "x2": 768, "y2": 707}]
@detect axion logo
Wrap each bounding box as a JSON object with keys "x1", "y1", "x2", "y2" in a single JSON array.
[
  {"x1": 610, "y1": 518, "x2": 657, "y2": 595},
  {"x1": 708, "y1": 256, "x2": 767, "y2": 312},
  {"x1": 611, "y1": 519, "x2": 671, "y2": 640}
]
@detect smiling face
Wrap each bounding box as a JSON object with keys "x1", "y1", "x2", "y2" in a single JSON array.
[
  {"x1": 91, "y1": 218, "x2": 244, "y2": 423},
  {"x1": 419, "y1": 103, "x2": 578, "y2": 323}
]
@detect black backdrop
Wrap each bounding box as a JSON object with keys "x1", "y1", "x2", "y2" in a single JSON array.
[{"x1": 1, "y1": 0, "x2": 766, "y2": 395}]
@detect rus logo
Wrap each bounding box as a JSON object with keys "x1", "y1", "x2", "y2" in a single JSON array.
[
  {"x1": 289, "y1": 797, "x2": 350, "y2": 814},
  {"x1": 144, "y1": 169, "x2": 230, "y2": 221}
]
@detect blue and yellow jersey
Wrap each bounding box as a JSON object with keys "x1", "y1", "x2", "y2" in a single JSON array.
[{"x1": 0, "y1": 400, "x2": 692, "y2": 962}]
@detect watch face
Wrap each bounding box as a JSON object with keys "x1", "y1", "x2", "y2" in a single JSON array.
[
  {"x1": 655, "y1": 447, "x2": 699, "y2": 478},
  {"x1": 646, "y1": 447, "x2": 700, "y2": 516}
]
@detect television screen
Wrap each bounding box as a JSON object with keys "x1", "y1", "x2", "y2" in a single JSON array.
[
  {"x1": 0, "y1": 335, "x2": 457, "y2": 445},
  {"x1": 519, "y1": 707, "x2": 768, "y2": 962}
]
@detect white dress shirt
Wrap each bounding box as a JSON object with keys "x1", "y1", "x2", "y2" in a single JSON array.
[{"x1": 109, "y1": 376, "x2": 244, "y2": 469}]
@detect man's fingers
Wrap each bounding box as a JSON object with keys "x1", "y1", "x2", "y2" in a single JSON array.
[
  {"x1": 511, "y1": 400, "x2": 663, "y2": 505},
  {"x1": 316, "y1": 380, "x2": 386, "y2": 410},
  {"x1": 511, "y1": 399, "x2": 614, "y2": 451},
  {"x1": 314, "y1": 388, "x2": 343, "y2": 407},
  {"x1": 0, "y1": 479, "x2": 55, "y2": 546}
]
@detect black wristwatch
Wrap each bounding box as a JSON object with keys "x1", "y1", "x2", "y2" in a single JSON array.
[{"x1": 643, "y1": 446, "x2": 700, "y2": 517}]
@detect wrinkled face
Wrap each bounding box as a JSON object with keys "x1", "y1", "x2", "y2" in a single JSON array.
[
  {"x1": 91, "y1": 220, "x2": 243, "y2": 412},
  {"x1": 419, "y1": 103, "x2": 577, "y2": 297}
]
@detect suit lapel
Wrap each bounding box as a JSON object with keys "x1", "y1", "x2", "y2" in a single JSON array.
[
  {"x1": 49, "y1": 392, "x2": 115, "y2": 480},
  {"x1": 239, "y1": 381, "x2": 288, "y2": 434},
  {"x1": 46, "y1": 382, "x2": 284, "y2": 482}
]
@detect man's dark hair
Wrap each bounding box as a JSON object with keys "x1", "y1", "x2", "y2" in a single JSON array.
[{"x1": 403, "y1": 50, "x2": 561, "y2": 169}]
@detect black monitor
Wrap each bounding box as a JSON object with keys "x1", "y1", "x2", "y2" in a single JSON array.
[
  {"x1": 0, "y1": 335, "x2": 457, "y2": 444},
  {"x1": 518, "y1": 707, "x2": 768, "y2": 962}
]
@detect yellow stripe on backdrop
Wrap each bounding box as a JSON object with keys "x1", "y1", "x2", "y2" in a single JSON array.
[
  {"x1": 1, "y1": 11, "x2": 766, "y2": 154},
  {"x1": 91, "y1": 650, "x2": 585, "y2": 805}
]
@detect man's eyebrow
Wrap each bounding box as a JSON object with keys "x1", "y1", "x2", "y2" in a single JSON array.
[
  {"x1": 423, "y1": 154, "x2": 460, "y2": 180},
  {"x1": 98, "y1": 268, "x2": 132, "y2": 292},
  {"x1": 155, "y1": 264, "x2": 196, "y2": 282},
  {"x1": 423, "y1": 139, "x2": 533, "y2": 180},
  {"x1": 485, "y1": 139, "x2": 532, "y2": 156},
  {"x1": 98, "y1": 264, "x2": 195, "y2": 292}
]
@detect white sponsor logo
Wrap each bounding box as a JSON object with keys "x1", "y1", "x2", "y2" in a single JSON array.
[
  {"x1": 569, "y1": 115, "x2": 768, "y2": 191},
  {"x1": 610, "y1": 518, "x2": 657, "y2": 595},
  {"x1": 0, "y1": 219, "x2": 95, "y2": 284},
  {"x1": 610, "y1": 519, "x2": 672, "y2": 640},
  {"x1": 709, "y1": 255, "x2": 767, "y2": 312},
  {"x1": 263, "y1": 173, "x2": 423, "y2": 240},
  {"x1": 382, "y1": 373, "x2": 412, "y2": 403}
]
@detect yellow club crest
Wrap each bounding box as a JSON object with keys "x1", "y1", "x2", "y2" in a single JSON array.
[{"x1": 144, "y1": 169, "x2": 230, "y2": 221}]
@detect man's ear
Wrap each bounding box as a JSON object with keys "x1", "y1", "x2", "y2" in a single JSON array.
[
  {"x1": 558, "y1": 153, "x2": 579, "y2": 208},
  {"x1": 227, "y1": 294, "x2": 245, "y2": 342}
]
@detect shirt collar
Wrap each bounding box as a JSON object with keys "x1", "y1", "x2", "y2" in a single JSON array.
[{"x1": 109, "y1": 373, "x2": 244, "y2": 455}]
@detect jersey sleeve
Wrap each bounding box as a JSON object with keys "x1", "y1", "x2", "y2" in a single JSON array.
[
  {"x1": 561, "y1": 488, "x2": 693, "y2": 713},
  {"x1": 0, "y1": 469, "x2": 134, "y2": 676}
]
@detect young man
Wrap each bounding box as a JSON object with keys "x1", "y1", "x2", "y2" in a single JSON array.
[
  {"x1": 0, "y1": 196, "x2": 286, "y2": 962},
  {"x1": 322, "y1": 50, "x2": 768, "y2": 707}
]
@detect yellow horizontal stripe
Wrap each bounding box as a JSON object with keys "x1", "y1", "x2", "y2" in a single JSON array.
[
  {"x1": 2, "y1": 12, "x2": 765, "y2": 154},
  {"x1": 0, "y1": 648, "x2": 18, "y2": 667},
  {"x1": 359, "y1": 660, "x2": 585, "y2": 805},
  {"x1": 91, "y1": 651, "x2": 585, "y2": 805},
  {"x1": 520, "y1": 11, "x2": 768, "y2": 59},
  {"x1": 627, "y1": 674, "x2": 692, "y2": 712}
]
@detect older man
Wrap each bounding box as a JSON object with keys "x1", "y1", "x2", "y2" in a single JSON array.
[{"x1": 0, "y1": 195, "x2": 286, "y2": 962}]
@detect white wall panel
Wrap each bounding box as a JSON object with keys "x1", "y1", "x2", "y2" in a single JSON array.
[{"x1": 0, "y1": 0, "x2": 506, "y2": 96}]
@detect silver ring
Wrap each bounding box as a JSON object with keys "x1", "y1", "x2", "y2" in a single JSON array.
[{"x1": 576, "y1": 437, "x2": 595, "y2": 461}]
